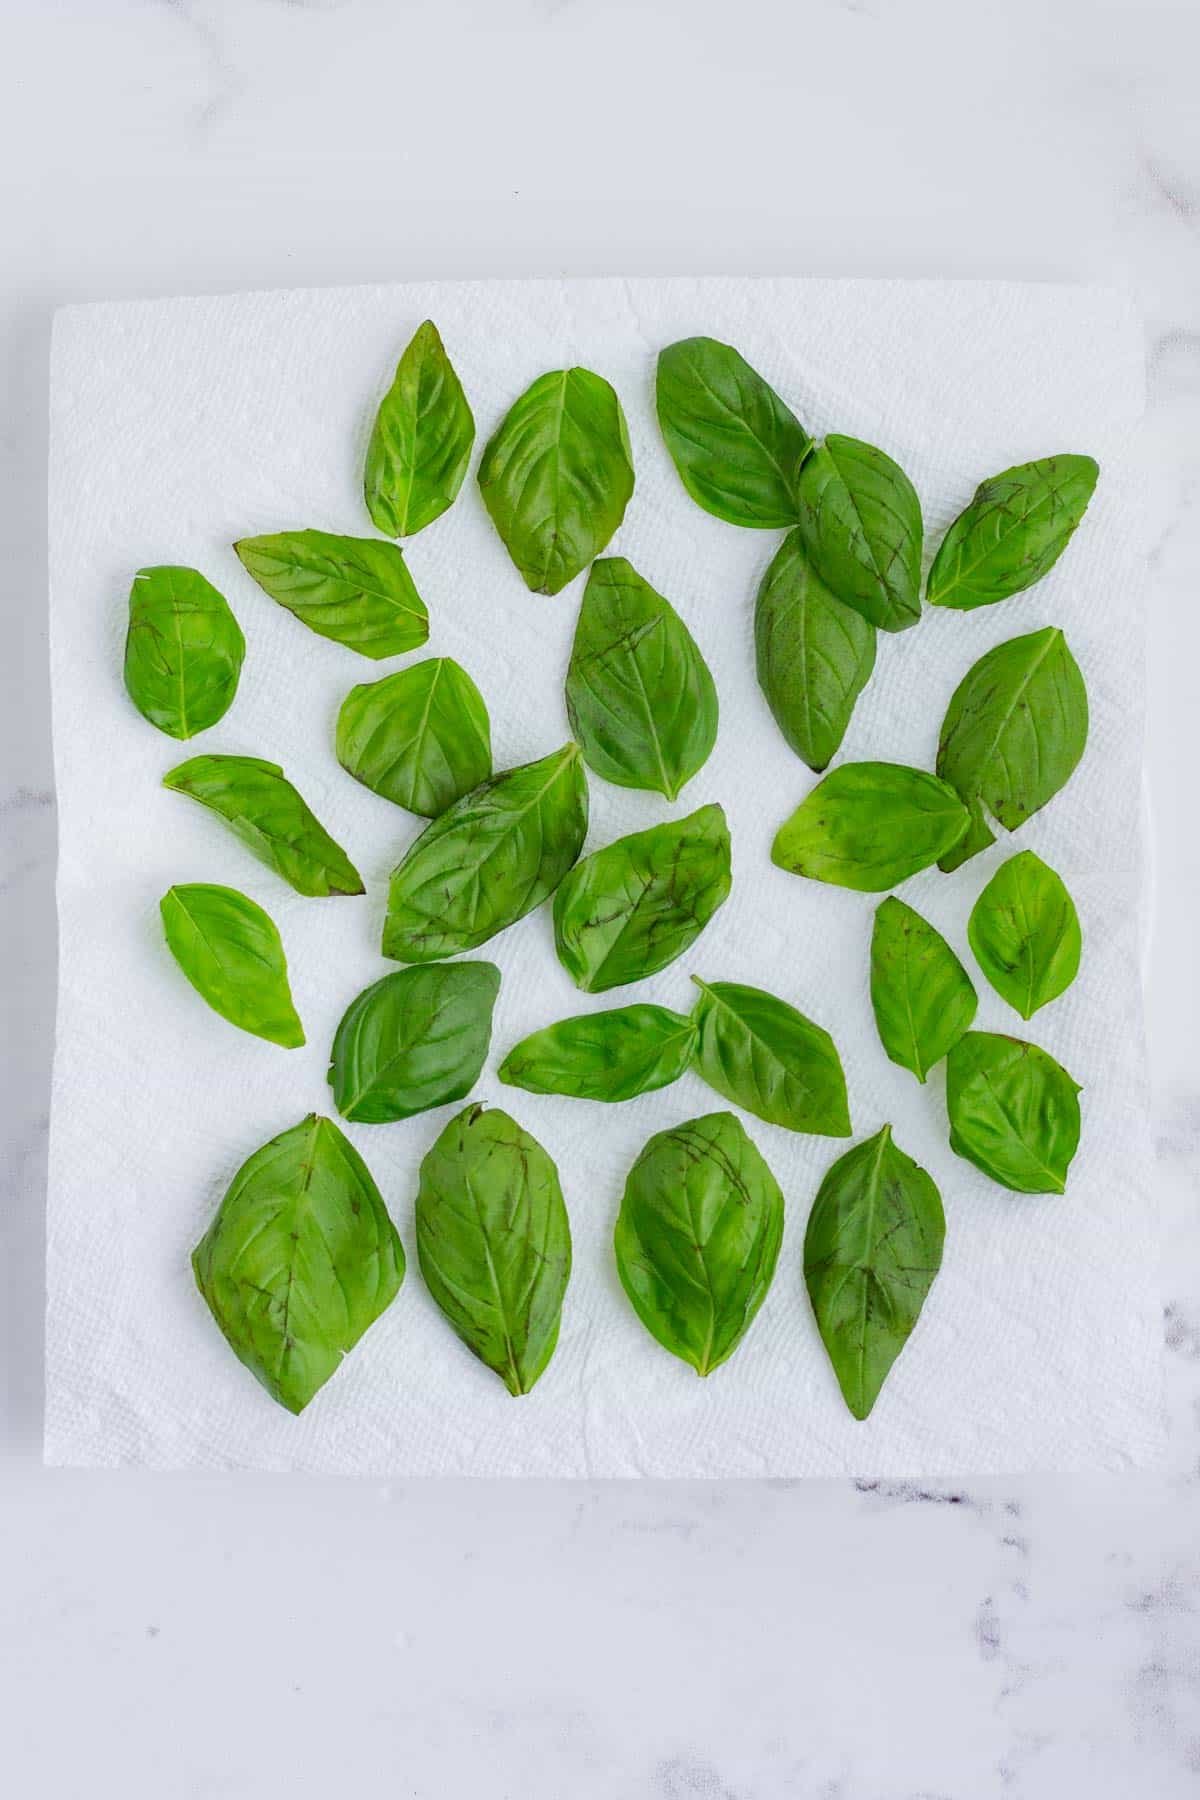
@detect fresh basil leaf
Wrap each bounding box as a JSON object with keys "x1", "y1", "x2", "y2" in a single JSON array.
[
  {"x1": 967, "y1": 851, "x2": 1081, "y2": 1020},
  {"x1": 614, "y1": 1110, "x2": 783, "y2": 1376},
  {"x1": 336, "y1": 657, "x2": 492, "y2": 817},
  {"x1": 804, "y1": 1125, "x2": 945, "y2": 1420},
  {"x1": 160, "y1": 882, "x2": 304, "y2": 1048},
  {"x1": 794, "y1": 435, "x2": 923, "y2": 632},
  {"x1": 754, "y1": 528, "x2": 877, "y2": 772},
  {"x1": 870, "y1": 897, "x2": 976, "y2": 1082},
  {"x1": 416, "y1": 1103, "x2": 571, "y2": 1394},
  {"x1": 553, "y1": 803, "x2": 731, "y2": 994},
  {"x1": 772, "y1": 762, "x2": 970, "y2": 891},
  {"x1": 124, "y1": 565, "x2": 245, "y2": 739},
  {"x1": 329, "y1": 961, "x2": 500, "y2": 1123},
  {"x1": 477, "y1": 367, "x2": 635, "y2": 594},
  {"x1": 927, "y1": 454, "x2": 1099, "y2": 611},
  {"x1": 383, "y1": 742, "x2": 588, "y2": 962},
  {"x1": 363, "y1": 319, "x2": 475, "y2": 538},
  {"x1": 690, "y1": 977, "x2": 850, "y2": 1136},
  {"x1": 233, "y1": 529, "x2": 428, "y2": 660},
  {"x1": 565, "y1": 556, "x2": 718, "y2": 800},
  {"x1": 163, "y1": 754, "x2": 364, "y2": 897},
  {"x1": 945, "y1": 1030, "x2": 1081, "y2": 1194},
  {"x1": 192, "y1": 1113, "x2": 404, "y2": 1414},
  {"x1": 498, "y1": 1004, "x2": 697, "y2": 1103}
]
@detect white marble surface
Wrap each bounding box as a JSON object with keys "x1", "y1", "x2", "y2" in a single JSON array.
[{"x1": 2, "y1": 0, "x2": 1199, "y2": 1793}]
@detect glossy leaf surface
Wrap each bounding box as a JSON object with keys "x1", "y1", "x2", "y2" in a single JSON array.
[
  {"x1": 870, "y1": 897, "x2": 976, "y2": 1082},
  {"x1": 364, "y1": 319, "x2": 475, "y2": 538},
  {"x1": 329, "y1": 961, "x2": 500, "y2": 1123},
  {"x1": 498, "y1": 1004, "x2": 697, "y2": 1103},
  {"x1": 124, "y1": 565, "x2": 245, "y2": 739},
  {"x1": 946, "y1": 1030, "x2": 1082, "y2": 1194},
  {"x1": 927, "y1": 455, "x2": 1099, "y2": 610},
  {"x1": 691, "y1": 977, "x2": 851, "y2": 1136},
  {"x1": 233, "y1": 529, "x2": 428, "y2": 659},
  {"x1": 160, "y1": 882, "x2": 304, "y2": 1048},
  {"x1": 163, "y1": 754, "x2": 364, "y2": 897},
  {"x1": 795, "y1": 435, "x2": 923, "y2": 631},
  {"x1": 968, "y1": 851, "x2": 1081, "y2": 1020},
  {"x1": 772, "y1": 762, "x2": 970, "y2": 891},
  {"x1": 754, "y1": 529, "x2": 876, "y2": 772},
  {"x1": 337, "y1": 657, "x2": 492, "y2": 817}
]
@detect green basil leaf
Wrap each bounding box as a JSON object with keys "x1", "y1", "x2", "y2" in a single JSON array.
[
  {"x1": 927, "y1": 455, "x2": 1099, "y2": 611},
  {"x1": 804, "y1": 1125, "x2": 945, "y2": 1420},
  {"x1": 336, "y1": 657, "x2": 492, "y2": 817},
  {"x1": 794, "y1": 435, "x2": 923, "y2": 631},
  {"x1": 967, "y1": 851, "x2": 1081, "y2": 1020},
  {"x1": 163, "y1": 754, "x2": 364, "y2": 898},
  {"x1": 329, "y1": 961, "x2": 500, "y2": 1123},
  {"x1": 565, "y1": 556, "x2": 718, "y2": 800},
  {"x1": 160, "y1": 882, "x2": 304, "y2": 1048},
  {"x1": 383, "y1": 742, "x2": 588, "y2": 962},
  {"x1": 690, "y1": 977, "x2": 851, "y2": 1136},
  {"x1": 772, "y1": 762, "x2": 970, "y2": 891},
  {"x1": 192, "y1": 1113, "x2": 404, "y2": 1414},
  {"x1": 123, "y1": 565, "x2": 245, "y2": 739},
  {"x1": 553, "y1": 803, "x2": 732, "y2": 993},
  {"x1": 870, "y1": 897, "x2": 976, "y2": 1082},
  {"x1": 614, "y1": 1110, "x2": 783, "y2": 1376},
  {"x1": 498, "y1": 1004, "x2": 697, "y2": 1103},
  {"x1": 936, "y1": 626, "x2": 1088, "y2": 872},
  {"x1": 363, "y1": 319, "x2": 475, "y2": 538},
  {"x1": 416, "y1": 1103, "x2": 571, "y2": 1394},
  {"x1": 233, "y1": 529, "x2": 428, "y2": 660},
  {"x1": 945, "y1": 1030, "x2": 1082, "y2": 1194},
  {"x1": 754, "y1": 528, "x2": 877, "y2": 772}
]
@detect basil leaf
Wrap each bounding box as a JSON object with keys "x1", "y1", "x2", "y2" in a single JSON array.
[
  {"x1": 363, "y1": 319, "x2": 475, "y2": 538},
  {"x1": 553, "y1": 803, "x2": 732, "y2": 993},
  {"x1": 416, "y1": 1103, "x2": 571, "y2": 1394},
  {"x1": 945, "y1": 1030, "x2": 1082, "y2": 1194},
  {"x1": 804, "y1": 1125, "x2": 945, "y2": 1420},
  {"x1": 328, "y1": 961, "x2": 499, "y2": 1123},
  {"x1": 927, "y1": 454, "x2": 1099, "y2": 611},
  {"x1": 192, "y1": 1113, "x2": 404, "y2": 1414},
  {"x1": 477, "y1": 367, "x2": 635, "y2": 594},
  {"x1": 565, "y1": 556, "x2": 718, "y2": 800},
  {"x1": 691, "y1": 977, "x2": 851, "y2": 1136},
  {"x1": 614, "y1": 1110, "x2": 783, "y2": 1375},
  {"x1": 383, "y1": 742, "x2": 588, "y2": 962},
  {"x1": 655, "y1": 336, "x2": 811, "y2": 528},
  {"x1": 124, "y1": 565, "x2": 245, "y2": 739},
  {"x1": 163, "y1": 754, "x2": 364, "y2": 897},
  {"x1": 794, "y1": 435, "x2": 923, "y2": 631},
  {"x1": 498, "y1": 1004, "x2": 697, "y2": 1103},
  {"x1": 936, "y1": 626, "x2": 1088, "y2": 871},
  {"x1": 336, "y1": 657, "x2": 492, "y2": 817},
  {"x1": 772, "y1": 762, "x2": 970, "y2": 891},
  {"x1": 233, "y1": 529, "x2": 428, "y2": 660},
  {"x1": 870, "y1": 897, "x2": 976, "y2": 1082},
  {"x1": 967, "y1": 851, "x2": 1081, "y2": 1020},
  {"x1": 754, "y1": 528, "x2": 877, "y2": 772},
  {"x1": 160, "y1": 882, "x2": 304, "y2": 1048}
]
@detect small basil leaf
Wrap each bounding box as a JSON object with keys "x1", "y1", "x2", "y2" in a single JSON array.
[
  {"x1": 363, "y1": 319, "x2": 475, "y2": 538},
  {"x1": 416, "y1": 1103, "x2": 571, "y2": 1395},
  {"x1": 967, "y1": 851, "x2": 1081, "y2": 1020},
  {"x1": 124, "y1": 566, "x2": 245, "y2": 739},
  {"x1": 163, "y1": 754, "x2": 364, "y2": 897},
  {"x1": 336, "y1": 657, "x2": 492, "y2": 817},
  {"x1": 192, "y1": 1114, "x2": 404, "y2": 1414},
  {"x1": 870, "y1": 897, "x2": 976, "y2": 1082},
  {"x1": 478, "y1": 367, "x2": 635, "y2": 594},
  {"x1": 329, "y1": 961, "x2": 500, "y2": 1123},
  {"x1": 233, "y1": 529, "x2": 428, "y2": 660},
  {"x1": 690, "y1": 977, "x2": 850, "y2": 1136},
  {"x1": 614, "y1": 1110, "x2": 783, "y2": 1375},
  {"x1": 804, "y1": 1125, "x2": 945, "y2": 1420},
  {"x1": 945, "y1": 1030, "x2": 1082, "y2": 1194},
  {"x1": 565, "y1": 556, "x2": 718, "y2": 800},
  {"x1": 160, "y1": 882, "x2": 304, "y2": 1048},
  {"x1": 794, "y1": 435, "x2": 923, "y2": 631},
  {"x1": 927, "y1": 455, "x2": 1099, "y2": 611},
  {"x1": 772, "y1": 762, "x2": 971, "y2": 891},
  {"x1": 498, "y1": 1004, "x2": 697, "y2": 1103}
]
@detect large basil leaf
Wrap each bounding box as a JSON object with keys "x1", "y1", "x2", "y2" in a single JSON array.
[
  {"x1": 233, "y1": 529, "x2": 428, "y2": 660},
  {"x1": 415, "y1": 1103, "x2": 571, "y2": 1394},
  {"x1": 772, "y1": 762, "x2": 970, "y2": 891},
  {"x1": 192, "y1": 1113, "x2": 404, "y2": 1414},
  {"x1": 477, "y1": 367, "x2": 634, "y2": 594},
  {"x1": 565, "y1": 556, "x2": 718, "y2": 799},
  {"x1": 691, "y1": 977, "x2": 850, "y2": 1136},
  {"x1": 870, "y1": 897, "x2": 976, "y2": 1082},
  {"x1": 363, "y1": 319, "x2": 475, "y2": 538},
  {"x1": 163, "y1": 754, "x2": 364, "y2": 897},
  {"x1": 329, "y1": 961, "x2": 500, "y2": 1123},
  {"x1": 614, "y1": 1111, "x2": 783, "y2": 1376},
  {"x1": 553, "y1": 803, "x2": 731, "y2": 993},
  {"x1": 967, "y1": 851, "x2": 1081, "y2": 1019},
  {"x1": 160, "y1": 883, "x2": 304, "y2": 1048},
  {"x1": 945, "y1": 1030, "x2": 1081, "y2": 1194},
  {"x1": 382, "y1": 742, "x2": 588, "y2": 962},
  {"x1": 936, "y1": 626, "x2": 1088, "y2": 871},
  {"x1": 794, "y1": 435, "x2": 923, "y2": 632},
  {"x1": 498, "y1": 1003, "x2": 697, "y2": 1103},
  {"x1": 336, "y1": 657, "x2": 492, "y2": 817},
  {"x1": 927, "y1": 455, "x2": 1099, "y2": 611},
  {"x1": 655, "y1": 336, "x2": 811, "y2": 528},
  {"x1": 804, "y1": 1125, "x2": 945, "y2": 1420},
  {"x1": 754, "y1": 529, "x2": 876, "y2": 772},
  {"x1": 124, "y1": 565, "x2": 245, "y2": 739}
]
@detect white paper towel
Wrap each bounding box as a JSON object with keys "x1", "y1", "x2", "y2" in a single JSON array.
[{"x1": 45, "y1": 277, "x2": 1161, "y2": 1475}]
